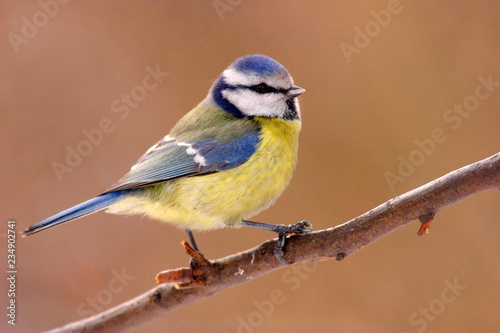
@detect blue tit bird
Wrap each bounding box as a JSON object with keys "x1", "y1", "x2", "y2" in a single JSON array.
[{"x1": 23, "y1": 54, "x2": 311, "y2": 264}]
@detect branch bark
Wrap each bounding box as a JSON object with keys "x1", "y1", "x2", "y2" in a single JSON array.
[{"x1": 47, "y1": 152, "x2": 500, "y2": 333}]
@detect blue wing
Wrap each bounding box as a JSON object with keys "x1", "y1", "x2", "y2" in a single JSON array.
[
  {"x1": 103, "y1": 131, "x2": 261, "y2": 193},
  {"x1": 191, "y1": 133, "x2": 261, "y2": 171},
  {"x1": 24, "y1": 106, "x2": 262, "y2": 236}
]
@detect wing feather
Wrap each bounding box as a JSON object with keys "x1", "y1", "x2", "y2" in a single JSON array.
[{"x1": 103, "y1": 128, "x2": 261, "y2": 193}]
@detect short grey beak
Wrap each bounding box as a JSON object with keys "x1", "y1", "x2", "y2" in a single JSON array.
[{"x1": 288, "y1": 85, "x2": 305, "y2": 98}]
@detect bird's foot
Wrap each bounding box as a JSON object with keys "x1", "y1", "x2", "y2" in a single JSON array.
[
  {"x1": 274, "y1": 220, "x2": 313, "y2": 265},
  {"x1": 155, "y1": 241, "x2": 212, "y2": 289}
]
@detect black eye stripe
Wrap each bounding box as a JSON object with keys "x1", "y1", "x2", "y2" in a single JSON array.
[{"x1": 240, "y1": 83, "x2": 288, "y2": 95}]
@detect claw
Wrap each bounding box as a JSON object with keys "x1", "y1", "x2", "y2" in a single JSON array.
[
  {"x1": 274, "y1": 220, "x2": 312, "y2": 265},
  {"x1": 189, "y1": 258, "x2": 198, "y2": 279}
]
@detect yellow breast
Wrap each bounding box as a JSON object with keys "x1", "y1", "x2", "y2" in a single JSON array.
[{"x1": 110, "y1": 117, "x2": 301, "y2": 230}]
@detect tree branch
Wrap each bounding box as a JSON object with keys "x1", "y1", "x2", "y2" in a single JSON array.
[{"x1": 47, "y1": 152, "x2": 500, "y2": 333}]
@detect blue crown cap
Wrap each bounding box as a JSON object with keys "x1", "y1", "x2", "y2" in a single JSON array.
[{"x1": 232, "y1": 55, "x2": 287, "y2": 77}]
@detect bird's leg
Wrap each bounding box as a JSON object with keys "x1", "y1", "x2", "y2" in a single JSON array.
[
  {"x1": 156, "y1": 229, "x2": 211, "y2": 288},
  {"x1": 185, "y1": 229, "x2": 200, "y2": 275},
  {"x1": 185, "y1": 229, "x2": 199, "y2": 251},
  {"x1": 155, "y1": 240, "x2": 211, "y2": 287},
  {"x1": 242, "y1": 220, "x2": 313, "y2": 265}
]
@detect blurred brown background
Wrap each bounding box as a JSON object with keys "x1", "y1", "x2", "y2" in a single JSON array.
[{"x1": 2, "y1": 1, "x2": 500, "y2": 332}]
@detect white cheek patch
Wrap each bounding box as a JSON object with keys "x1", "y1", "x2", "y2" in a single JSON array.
[
  {"x1": 178, "y1": 141, "x2": 207, "y2": 166},
  {"x1": 293, "y1": 98, "x2": 302, "y2": 119},
  {"x1": 223, "y1": 89, "x2": 285, "y2": 118}
]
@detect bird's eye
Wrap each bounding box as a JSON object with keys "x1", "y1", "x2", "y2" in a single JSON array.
[
  {"x1": 249, "y1": 83, "x2": 279, "y2": 94},
  {"x1": 256, "y1": 83, "x2": 271, "y2": 94}
]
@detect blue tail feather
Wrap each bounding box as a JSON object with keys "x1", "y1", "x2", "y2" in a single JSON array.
[{"x1": 22, "y1": 191, "x2": 129, "y2": 236}]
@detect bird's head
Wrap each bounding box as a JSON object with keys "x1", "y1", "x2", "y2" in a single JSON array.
[{"x1": 209, "y1": 54, "x2": 304, "y2": 120}]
